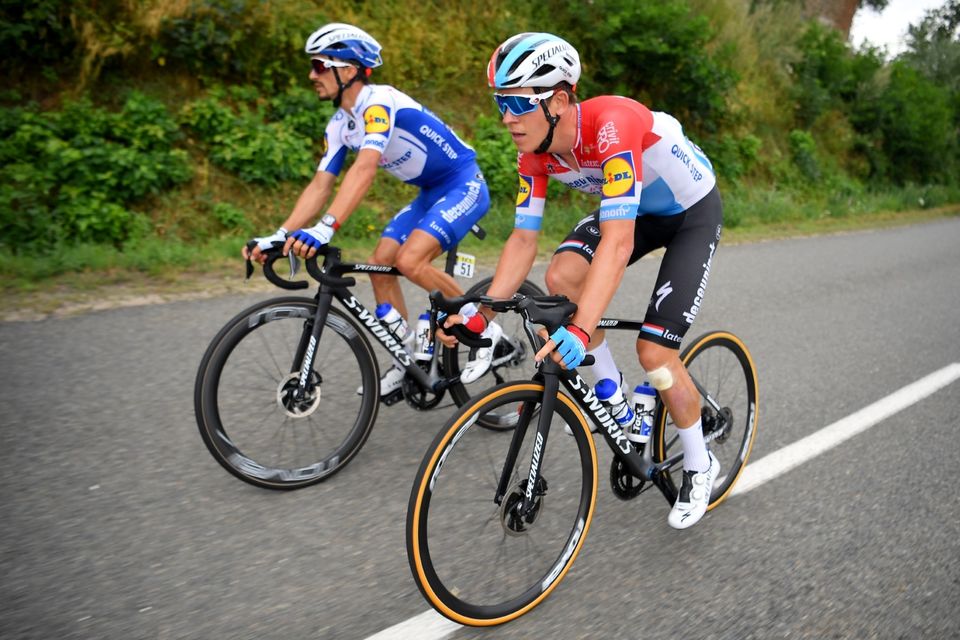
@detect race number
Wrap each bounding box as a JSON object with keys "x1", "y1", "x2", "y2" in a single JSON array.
[{"x1": 455, "y1": 252, "x2": 476, "y2": 279}]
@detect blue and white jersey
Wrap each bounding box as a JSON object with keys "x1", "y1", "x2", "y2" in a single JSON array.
[{"x1": 318, "y1": 84, "x2": 477, "y2": 189}]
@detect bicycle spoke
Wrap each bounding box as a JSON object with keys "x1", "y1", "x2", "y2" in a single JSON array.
[
  {"x1": 198, "y1": 302, "x2": 378, "y2": 488},
  {"x1": 409, "y1": 384, "x2": 594, "y2": 621}
]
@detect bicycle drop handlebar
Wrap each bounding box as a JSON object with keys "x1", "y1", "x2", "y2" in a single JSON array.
[
  {"x1": 429, "y1": 290, "x2": 595, "y2": 366},
  {"x1": 244, "y1": 243, "x2": 356, "y2": 290}
]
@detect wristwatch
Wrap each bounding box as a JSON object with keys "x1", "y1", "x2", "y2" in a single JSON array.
[{"x1": 320, "y1": 213, "x2": 340, "y2": 231}]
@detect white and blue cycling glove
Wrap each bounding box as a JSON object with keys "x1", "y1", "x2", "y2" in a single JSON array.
[
  {"x1": 549, "y1": 324, "x2": 590, "y2": 369},
  {"x1": 252, "y1": 227, "x2": 288, "y2": 252},
  {"x1": 291, "y1": 220, "x2": 336, "y2": 250}
]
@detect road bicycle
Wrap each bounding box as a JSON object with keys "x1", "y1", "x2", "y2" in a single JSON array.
[
  {"x1": 194, "y1": 231, "x2": 544, "y2": 490},
  {"x1": 406, "y1": 292, "x2": 758, "y2": 625}
]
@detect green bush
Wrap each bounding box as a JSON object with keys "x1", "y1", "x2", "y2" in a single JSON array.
[
  {"x1": 151, "y1": 0, "x2": 305, "y2": 90},
  {"x1": 470, "y1": 114, "x2": 516, "y2": 204},
  {"x1": 0, "y1": 0, "x2": 76, "y2": 74},
  {"x1": 267, "y1": 86, "x2": 334, "y2": 138},
  {"x1": 211, "y1": 202, "x2": 252, "y2": 234},
  {"x1": 702, "y1": 134, "x2": 762, "y2": 181},
  {"x1": 0, "y1": 93, "x2": 192, "y2": 252},
  {"x1": 180, "y1": 90, "x2": 317, "y2": 185},
  {"x1": 788, "y1": 129, "x2": 820, "y2": 181},
  {"x1": 878, "y1": 62, "x2": 956, "y2": 184},
  {"x1": 543, "y1": 0, "x2": 737, "y2": 133}
]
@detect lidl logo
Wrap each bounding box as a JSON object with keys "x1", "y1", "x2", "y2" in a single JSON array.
[
  {"x1": 364, "y1": 105, "x2": 391, "y2": 134},
  {"x1": 516, "y1": 175, "x2": 533, "y2": 207},
  {"x1": 322, "y1": 132, "x2": 328, "y2": 155},
  {"x1": 602, "y1": 152, "x2": 635, "y2": 198}
]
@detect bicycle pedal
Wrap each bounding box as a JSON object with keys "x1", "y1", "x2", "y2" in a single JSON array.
[{"x1": 380, "y1": 389, "x2": 404, "y2": 406}]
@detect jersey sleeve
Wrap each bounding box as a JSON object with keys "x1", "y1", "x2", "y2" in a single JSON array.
[
  {"x1": 514, "y1": 153, "x2": 548, "y2": 231},
  {"x1": 317, "y1": 117, "x2": 349, "y2": 176},
  {"x1": 596, "y1": 106, "x2": 653, "y2": 222},
  {"x1": 358, "y1": 92, "x2": 396, "y2": 156}
]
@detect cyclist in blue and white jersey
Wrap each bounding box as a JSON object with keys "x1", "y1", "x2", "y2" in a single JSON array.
[{"x1": 245, "y1": 23, "x2": 500, "y2": 394}]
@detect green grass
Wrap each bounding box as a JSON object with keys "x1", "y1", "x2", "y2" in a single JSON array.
[{"x1": 2, "y1": 203, "x2": 956, "y2": 322}]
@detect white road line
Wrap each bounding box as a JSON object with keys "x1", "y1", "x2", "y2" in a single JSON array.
[
  {"x1": 363, "y1": 608, "x2": 460, "y2": 640},
  {"x1": 731, "y1": 362, "x2": 960, "y2": 496},
  {"x1": 365, "y1": 362, "x2": 960, "y2": 640}
]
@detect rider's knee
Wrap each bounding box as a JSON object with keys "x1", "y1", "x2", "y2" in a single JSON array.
[
  {"x1": 636, "y1": 343, "x2": 679, "y2": 391},
  {"x1": 545, "y1": 255, "x2": 586, "y2": 296},
  {"x1": 394, "y1": 248, "x2": 422, "y2": 277}
]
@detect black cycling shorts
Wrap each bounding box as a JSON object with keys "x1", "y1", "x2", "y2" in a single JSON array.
[{"x1": 554, "y1": 186, "x2": 723, "y2": 349}]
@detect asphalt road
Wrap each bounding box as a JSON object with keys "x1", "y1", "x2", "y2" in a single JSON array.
[{"x1": 2, "y1": 218, "x2": 959, "y2": 639}]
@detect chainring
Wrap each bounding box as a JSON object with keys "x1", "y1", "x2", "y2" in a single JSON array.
[
  {"x1": 610, "y1": 455, "x2": 646, "y2": 501},
  {"x1": 401, "y1": 362, "x2": 445, "y2": 410}
]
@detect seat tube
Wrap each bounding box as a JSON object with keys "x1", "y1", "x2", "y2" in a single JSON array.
[{"x1": 443, "y1": 242, "x2": 459, "y2": 275}]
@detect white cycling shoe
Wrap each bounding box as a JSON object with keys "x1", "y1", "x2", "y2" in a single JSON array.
[
  {"x1": 356, "y1": 364, "x2": 405, "y2": 396},
  {"x1": 460, "y1": 321, "x2": 503, "y2": 384},
  {"x1": 668, "y1": 451, "x2": 720, "y2": 530}
]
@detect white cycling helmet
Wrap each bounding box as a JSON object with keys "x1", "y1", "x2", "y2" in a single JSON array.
[
  {"x1": 487, "y1": 32, "x2": 580, "y2": 90},
  {"x1": 305, "y1": 22, "x2": 383, "y2": 69}
]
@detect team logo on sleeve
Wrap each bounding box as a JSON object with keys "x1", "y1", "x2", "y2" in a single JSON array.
[
  {"x1": 602, "y1": 151, "x2": 636, "y2": 198},
  {"x1": 322, "y1": 132, "x2": 328, "y2": 156},
  {"x1": 516, "y1": 175, "x2": 533, "y2": 207},
  {"x1": 363, "y1": 105, "x2": 391, "y2": 134}
]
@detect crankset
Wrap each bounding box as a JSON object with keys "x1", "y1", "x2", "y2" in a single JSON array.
[
  {"x1": 401, "y1": 362, "x2": 445, "y2": 410},
  {"x1": 610, "y1": 455, "x2": 648, "y2": 501}
]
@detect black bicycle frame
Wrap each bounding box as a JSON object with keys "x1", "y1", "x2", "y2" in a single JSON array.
[
  {"x1": 290, "y1": 246, "x2": 463, "y2": 402},
  {"x1": 497, "y1": 316, "x2": 702, "y2": 514}
]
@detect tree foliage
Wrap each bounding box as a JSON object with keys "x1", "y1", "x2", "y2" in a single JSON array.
[{"x1": 1, "y1": 0, "x2": 958, "y2": 257}]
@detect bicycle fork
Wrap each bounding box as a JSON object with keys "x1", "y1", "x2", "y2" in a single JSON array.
[
  {"x1": 291, "y1": 289, "x2": 335, "y2": 403},
  {"x1": 493, "y1": 373, "x2": 561, "y2": 525}
]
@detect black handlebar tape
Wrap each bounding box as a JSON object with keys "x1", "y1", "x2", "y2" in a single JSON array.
[{"x1": 261, "y1": 249, "x2": 309, "y2": 290}]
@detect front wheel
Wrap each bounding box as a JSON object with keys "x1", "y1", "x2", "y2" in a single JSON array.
[
  {"x1": 443, "y1": 277, "x2": 545, "y2": 430},
  {"x1": 407, "y1": 382, "x2": 598, "y2": 626},
  {"x1": 651, "y1": 331, "x2": 759, "y2": 507},
  {"x1": 196, "y1": 299, "x2": 380, "y2": 489}
]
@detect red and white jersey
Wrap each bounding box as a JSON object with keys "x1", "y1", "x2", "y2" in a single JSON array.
[{"x1": 514, "y1": 96, "x2": 716, "y2": 231}]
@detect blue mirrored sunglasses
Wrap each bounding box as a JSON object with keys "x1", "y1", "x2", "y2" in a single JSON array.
[{"x1": 493, "y1": 90, "x2": 555, "y2": 116}]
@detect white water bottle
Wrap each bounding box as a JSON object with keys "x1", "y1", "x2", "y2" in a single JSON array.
[
  {"x1": 595, "y1": 377, "x2": 638, "y2": 435},
  {"x1": 631, "y1": 382, "x2": 657, "y2": 444},
  {"x1": 375, "y1": 303, "x2": 407, "y2": 340},
  {"x1": 413, "y1": 311, "x2": 434, "y2": 362}
]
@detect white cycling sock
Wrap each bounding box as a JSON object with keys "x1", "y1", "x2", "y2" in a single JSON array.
[
  {"x1": 677, "y1": 418, "x2": 710, "y2": 472},
  {"x1": 584, "y1": 339, "x2": 620, "y2": 385}
]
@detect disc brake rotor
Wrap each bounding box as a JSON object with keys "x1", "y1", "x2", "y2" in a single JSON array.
[{"x1": 277, "y1": 371, "x2": 321, "y2": 418}]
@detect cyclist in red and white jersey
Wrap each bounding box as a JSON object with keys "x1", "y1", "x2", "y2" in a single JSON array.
[{"x1": 442, "y1": 32, "x2": 724, "y2": 529}]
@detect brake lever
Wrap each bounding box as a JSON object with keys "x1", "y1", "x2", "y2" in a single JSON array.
[
  {"x1": 244, "y1": 240, "x2": 257, "y2": 280},
  {"x1": 287, "y1": 252, "x2": 300, "y2": 279}
]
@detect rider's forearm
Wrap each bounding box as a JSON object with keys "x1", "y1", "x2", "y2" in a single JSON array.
[
  {"x1": 281, "y1": 172, "x2": 333, "y2": 231},
  {"x1": 322, "y1": 150, "x2": 380, "y2": 226},
  {"x1": 480, "y1": 229, "x2": 539, "y2": 319},
  {"x1": 570, "y1": 225, "x2": 633, "y2": 335}
]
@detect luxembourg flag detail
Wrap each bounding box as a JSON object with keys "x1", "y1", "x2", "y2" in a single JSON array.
[
  {"x1": 558, "y1": 240, "x2": 586, "y2": 252},
  {"x1": 641, "y1": 322, "x2": 666, "y2": 337}
]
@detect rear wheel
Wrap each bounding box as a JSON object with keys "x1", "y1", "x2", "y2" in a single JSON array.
[
  {"x1": 407, "y1": 382, "x2": 597, "y2": 626},
  {"x1": 196, "y1": 300, "x2": 380, "y2": 489},
  {"x1": 651, "y1": 331, "x2": 759, "y2": 507},
  {"x1": 443, "y1": 277, "x2": 545, "y2": 430}
]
